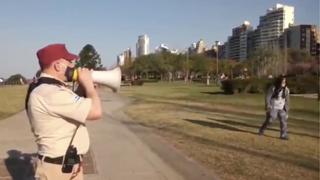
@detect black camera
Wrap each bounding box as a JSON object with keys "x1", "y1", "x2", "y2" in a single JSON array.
[{"x1": 61, "y1": 145, "x2": 80, "y2": 173}]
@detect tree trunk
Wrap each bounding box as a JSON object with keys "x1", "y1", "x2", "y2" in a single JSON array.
[
  {"x1": 168, "y1": 72, "x2": 173, "y2": 83},
  {"x1": 184, "y1": 70, "x2": 189, "y2": 84},
  {"x1": 230, "y1": 69, "x2": 233, "y2": 79}
]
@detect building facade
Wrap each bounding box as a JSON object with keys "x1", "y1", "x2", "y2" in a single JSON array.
[
  {"x1": 282, "y1": 25, "x2": 319, "y2": 56},
  {"x1": 136, "y1": 34, "x2": 150, "y2": 57},
  {"x1": 256, "y1": 4, "x2": 294, "y2": 49},
  {"x1": 118, "y1": 48, "x2": 132, "y2": 66},
  {"x1": 226, "y1": 21, "x2": 253, "y2": 60},
  {"x1": 196, "y1": 39, "x2": 206, "y2": 54},
  {"x1": 155, "y1": 44, "x2": 179, "y2": 54}
]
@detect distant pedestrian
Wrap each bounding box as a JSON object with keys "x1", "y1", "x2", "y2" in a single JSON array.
[{"x1": 258, "y1": 75, "x2": 290, "y2": 140}]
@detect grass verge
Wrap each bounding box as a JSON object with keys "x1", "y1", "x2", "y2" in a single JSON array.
[
  {"x1": 120, "y1": 81, "x2": 319, "y2": 180},
  {"x1": 0, "y1": 85, "x2": 27, "y2": 120}
]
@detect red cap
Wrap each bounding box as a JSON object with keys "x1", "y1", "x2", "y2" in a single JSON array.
[{"x1": 37, "y1": 44, "x2": 79, "y2": 69}]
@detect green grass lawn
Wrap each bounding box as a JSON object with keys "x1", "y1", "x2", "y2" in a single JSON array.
[
  {"x1": 120, "y1": 81, "x2": 319, "y2": 180},
  {"x1": 0, "y1": 85, "x2": 27, "y2": 120},
  {"x1": 0, "y1": 83, "x2": 318, "y2": 179}
]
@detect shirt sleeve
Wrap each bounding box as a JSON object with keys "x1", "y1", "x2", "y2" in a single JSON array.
[{"x1": 44, "y1": 88, "x2": 92, "y2": 123}]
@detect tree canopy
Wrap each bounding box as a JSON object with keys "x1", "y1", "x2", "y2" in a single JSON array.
[
  {"x1": 4, "y1": 74, "x2": 27, "y2": 85},
  {"x1": 77, "y1": 44, "x2": 103, "y2": 70}
]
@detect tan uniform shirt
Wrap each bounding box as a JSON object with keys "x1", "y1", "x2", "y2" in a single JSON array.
[{"x1": 27, "y1": 73, "x2": 92, "y2": 158}]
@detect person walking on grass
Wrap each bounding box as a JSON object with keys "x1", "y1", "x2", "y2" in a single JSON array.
[{"x1": 258, "y1": 75, "x2": 290, "y2": 140}]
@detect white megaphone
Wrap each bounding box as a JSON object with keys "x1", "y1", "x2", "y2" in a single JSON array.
[
  {"x1": 91, "y1": 67, "x2": 122, "y2": 92},
  {"x1": 70, "y1": 66, "x2": 122, "y2": 92}
]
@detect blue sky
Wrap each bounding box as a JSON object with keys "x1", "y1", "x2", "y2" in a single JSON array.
[{"x1": 0, "y1": 0, "x2": 319, "y2": 78}]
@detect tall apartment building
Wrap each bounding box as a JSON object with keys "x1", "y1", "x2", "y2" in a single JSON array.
[
  {"x1": 155, "y1": 44, "x2": 178, "y2": 54},
  {"x1": 188, "y1": 42, "x2": 197, "y2": 54},
  {"x1": 282, "y1": 25, "x2": 319, "y2": 56},
  {"x1": 188, "y1": 40, "x2": 206, "y2": 55},
  {"x1": 226, "y1": 21, "x2": 253, "y2": 60},
  {"x1": 117, "y1": 48, "x2": 132, "y2": 66},
  {"x1": 256, "y1": 4, "x2": 294, "y2": 49},
  {"x1": 136, "y1": 34, "x2": 150, "y2": 57},
  {"x1": 196, "y1": 39, "x2": 206, "y2": 54}
]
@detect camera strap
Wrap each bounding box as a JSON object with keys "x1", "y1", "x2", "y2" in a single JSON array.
[
  {"x1": 25, "y1": 76, "x2": 82, "y2": 163},
  {"x1": 61, "y1": 124, "x2": 80, "y2": 166},
  {"x1": 25, "y1": 77, "x2": 65, "y2": 110},
  {"x1": 68, "y1": 125, "x2": 80, "y2": 148}
]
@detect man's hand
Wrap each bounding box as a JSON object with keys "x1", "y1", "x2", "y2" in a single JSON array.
[
  {"x1": 77, "y1": 68, "x2": 95, "y2": 93},
  {"x1": 77, "y1": 68, "x2": 102, "y2": 120}
]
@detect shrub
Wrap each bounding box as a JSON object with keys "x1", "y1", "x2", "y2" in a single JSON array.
[
  {"x1": 220, "y1": 80, "x2": 235, "y2": 94},
  {"x1": 4, "y1": 74, "x2": 27, "y2": 85},
  {"x1": 287, "y1": 75, "x2": 318, "y2": 94},
  {"x1": 221, "y1": 75, "x2": 318, "y2": 95},
  {"x1": 131, "y1": 80, "x2": 144, "y2": 86},
  {"x1": 221, "y1": 78, "x2": 269, "y2": 94},
  {"x1": 247, "y1": 78, "x2": 273, "y2": 94},
  {"x1": 141, "y1": 79, "x2": 159, "y2": 83},
  {"x1": 234, "y1": 79, "x2": 251, "y2": 93}
]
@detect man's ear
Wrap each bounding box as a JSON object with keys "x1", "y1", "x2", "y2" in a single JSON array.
[
  {"x1": 52, "y1": 62, "x2": 60, "y2": 72},
  {"x1": 53, "y1": 59, "x2": 65, "y2": 72}
]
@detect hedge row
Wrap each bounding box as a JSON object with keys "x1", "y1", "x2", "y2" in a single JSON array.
[
  {"x1": 287, "y1": 75, "x2": 319, "y2": 94},
  {"x1": 221, "y1": 75, "x2": 319, "y2": 94}
]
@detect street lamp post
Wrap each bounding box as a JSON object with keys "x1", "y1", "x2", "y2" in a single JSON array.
[
  {"x1": 215, "y1": 41, "x2": 219, "y2": 83},
  {"x1": 184, "y1": 49, "x2": 189, "y2": 84}
]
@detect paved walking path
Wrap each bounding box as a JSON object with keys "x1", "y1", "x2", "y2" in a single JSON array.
[{"x1": 0, "y1": 89, "x2": 218, "y2": 180}]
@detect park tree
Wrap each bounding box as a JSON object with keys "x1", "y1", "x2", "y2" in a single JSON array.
[
  {"x1": 189, "y1": 54, "x2": 213, "y2": 85},
  {"x1": 78, "y1": 44, "x2": 103, "y2": 70},
  {"x1": 160, "y1": 52, "x2": 175, "y2": 82},
  {"x1": 220, "y1": 60, "x2": 239, "y2": 79},
  {"x1": 182, "y1": 53, "x2": 191, "y2": 83},
  {"x1": 132, "y1": 55, "x2": 151, "y2": 79},
  {"x1": 287, "y1": 49, "x2": 313, "y2": 63},
  {"x1": 172, "y1": 54, "x2": 185, "y2": 80},
  {"x1": 248, "y1": 48, "x2": 281, "y2": 78},
  {"x1": 285, "y1": 48, "x2": 315, "y2": 75},
  {"x1": 120, "y1": 57, "x2": 134, "y2": 80},
  {"x1": 5, "y1": 74, "x2": 27, "y2": 85},
  {"x1": 146, "y1": 54, "x2": 162, "y2": 79}
]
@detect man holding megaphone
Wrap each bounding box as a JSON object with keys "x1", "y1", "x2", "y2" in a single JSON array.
[{"x1": 26, "y1": 43, "x2": 102, "y2": 180}]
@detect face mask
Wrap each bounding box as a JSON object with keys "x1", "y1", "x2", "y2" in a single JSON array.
[{"x1": 65, "y1": 66, "x2": 75, "y2": 82}]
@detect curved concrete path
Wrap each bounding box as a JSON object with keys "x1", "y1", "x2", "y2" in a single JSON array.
[{"x1": 0, "y1": 89, "x2": 218, "y2": 180}]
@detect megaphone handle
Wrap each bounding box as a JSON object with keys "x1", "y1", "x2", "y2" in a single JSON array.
[{"x1": 72, "y1": 69, "x2": 78, "y2": 81}]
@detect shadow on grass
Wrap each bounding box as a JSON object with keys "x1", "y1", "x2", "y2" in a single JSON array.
[
  {"x1": 208, "y1": 118, "x2": 319, "y2": 139},
  {"x1": 121, "y1": 119, "x2": 319, "y2": 172},
  {"x1": 200, "y1": 91, "x2": 227, "y2": 95},
  {"x1": 183, "y1": 118, "x2": 280, "y2": 139},
  {"x1": 183, "y1": 118, "x2": 257, "y2": 135}
]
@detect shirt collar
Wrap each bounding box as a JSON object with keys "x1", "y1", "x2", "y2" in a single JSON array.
[{"x1": 39, "y1": 73, "x2": 68, "y2": 86}]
